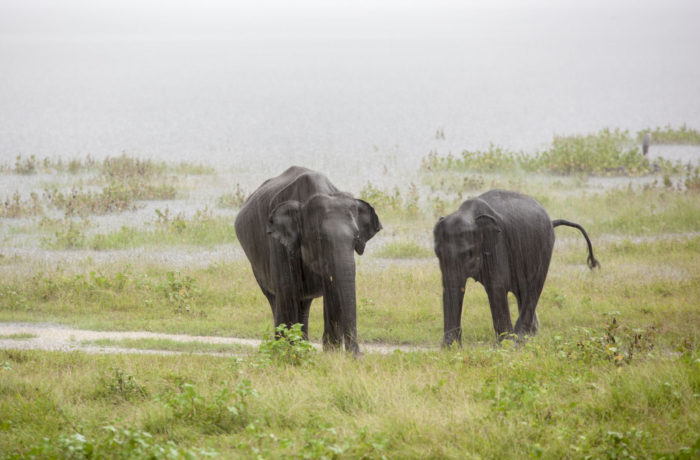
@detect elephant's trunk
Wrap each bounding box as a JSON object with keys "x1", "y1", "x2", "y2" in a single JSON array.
[
  {"x1": 323, "y1": 255, "x2": 360, "y2": 354},
  {"x1": 442, "y1": 272, "x2": 466, "y2": 348}
]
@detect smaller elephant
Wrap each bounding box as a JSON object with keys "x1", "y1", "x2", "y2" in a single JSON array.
[{"x1": 434, "y1": 189, "x2": 599, "y2": 346}]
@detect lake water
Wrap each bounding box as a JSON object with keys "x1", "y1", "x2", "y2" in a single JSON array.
[{"x1": 1, "y1": 0, "x2": 699, "y2": 180}]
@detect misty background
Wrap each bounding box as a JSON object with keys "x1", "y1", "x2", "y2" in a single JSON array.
[{"x1": 1, "y1": 0, "x2": 699, "y2": 177}]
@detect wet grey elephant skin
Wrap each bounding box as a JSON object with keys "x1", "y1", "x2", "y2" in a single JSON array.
[
  {"x1": 234, "y1": 166, "x2": 382, "y2": 354},
  {"x1": 434, "y1": 189, "x2": 599, "y2": 347}
]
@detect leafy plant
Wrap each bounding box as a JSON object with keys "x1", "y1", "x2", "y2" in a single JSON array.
[
  {"x1": 16, "y1": 426, "x2": 212, "y2": 459},
  {"x1": 159, "y1": 271, "x2": 201, "y2": 314},
  {"x1": 216, "y1": 184, "x2": 247, "y2": 209},
  {"x1": 258, "y1": 323, "x2": 315, "y2": 366},
  {"x1": 1, "y1": 191, "x2": 43, "y2": 218},
  {"x1": 97, "y1": 367, "x2": 148, "y2": 401},
  {"x1": 158, "y1": 380, "x2": 258, "y2": 432}
]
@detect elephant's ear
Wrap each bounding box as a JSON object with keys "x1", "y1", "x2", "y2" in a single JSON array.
[
  {"x1": 267, "y1": 201, "x2": 302, "y2": 251},
  {"x1": 475, "y1": 214, "x2": 502, "y2": 234},
  {"x1": 355, "y1": 199, "x2": 383, "y2": 255}
]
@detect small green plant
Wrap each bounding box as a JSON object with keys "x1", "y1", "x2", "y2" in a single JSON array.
[
  {"x1": 40, "y1": 218, "x2": 89, "y2": 249},
  {"x1": 20, "y1": 425, "x2": 212, "y2": 459},
  {"x1": 216, "y1": 184, "x2": 247, "y2": 209},
  {"x1": 98, "y1": 367, "x2": 148, "y2": 401},
  {"x1": 13, "y1": 155, "x2": 37, "y2": 175},
  {"x1": 258, "y1": 323, "x2": 315, "y2": 366},
  {"x1": 1, "y1": 191, "x2": 43, "y2": 218},
  {"x1": 359, "y1": 183, "x2": 419, "y2": 217},
  {"x1": 158, "y1": 380, "x2": 258, "y2": 432},
  {"x1": 155, "y1": 207, "x2": 188, "y2": 233},
  {"x1": 159, "y1": 271, "x2": 201, "y2": 314}
]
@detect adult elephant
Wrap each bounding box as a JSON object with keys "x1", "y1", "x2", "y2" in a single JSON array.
[
  {"x1": 234, "y1": 166, "x2": 382, "y2": 354},
  {"x1": 433, "y1": 189, "x2": 598, "y2": 347}
]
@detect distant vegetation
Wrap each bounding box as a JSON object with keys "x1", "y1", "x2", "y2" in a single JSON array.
[
  {"x1": 38, "y1": 207, "x2": 238, "y2": 250},
  {"x1": 638, "y1": 124, "x2": 700, "y2": 145},
  {"x1": 423, "y1": 127, "x2": 696, "y2": 176}
]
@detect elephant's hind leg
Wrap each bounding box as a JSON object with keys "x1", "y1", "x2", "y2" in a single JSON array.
[
  {"x1": 299, "y1": 299, "x2": 312, "y2": 340},
  {"x1": 485, "y1": 286, "x2": 513, "y2": 339},
  {"x1": 514, "y1": 290, "x2": 542, "y2": 337}
]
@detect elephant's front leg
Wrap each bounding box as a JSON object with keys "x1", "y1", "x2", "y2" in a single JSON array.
[
  {"x1": 269, "y1": 244, "x2": 301, "y2": 332},
  {"x1": 322, "y1": 285, "x2": 343, "y2": 351}
]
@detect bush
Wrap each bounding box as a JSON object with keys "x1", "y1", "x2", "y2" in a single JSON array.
[{"x1": 258, "y1": 323, "x2": 315, "y2": 366}]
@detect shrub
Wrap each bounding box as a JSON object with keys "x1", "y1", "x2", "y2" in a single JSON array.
[
  {"x1": 1, "y1": 191, "x2": 43, "y2": 218},
  {"x1": 158, "y1": 381, "x2": 258, "y2": 433},
  {"x1": 258, "y1": 323, "x2": 315, "y2": 366}
]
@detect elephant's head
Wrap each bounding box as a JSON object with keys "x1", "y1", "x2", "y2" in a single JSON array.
[
  {"x1": 433, "y1": 206, "x2": 501, "y2": 347},
  {"x1": 266, "y1": 193, "x2": 382, "y2": 352},
  {"x1": 433, "y1": 212, "x2": 501, "y2": 279},
  {"x1": 267, "y1": 193, "x2": 382, "y2": 274}
]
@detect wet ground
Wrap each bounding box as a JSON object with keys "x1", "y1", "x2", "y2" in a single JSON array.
[{"x1": 0, "y1": 322, "x2": 435, "y2": 356}]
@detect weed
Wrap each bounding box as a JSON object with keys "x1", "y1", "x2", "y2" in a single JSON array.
[
  {"x1": 97, "y1": 367, "x2": 148, "y2": 401},
  {"x1": 40, "y1": 218, "x2": 90, "y2": 249},
  {"x1": 158, "y1": 380, "x2": 258, "y2": 433},
  {"x1": 216, "y1": 184, "x2": 247, "y2": 209},
  {"x1": 257, "y1": 323, "x2": 315, "y2": 366},
  {"x1": 1, "y1": 191, "x2": 43, "y2": 218},
  {"x1": 359, "y1": 182, "x2": 419, "y2": 217},
  {"x1": 16, "y1": 426, "x2": 212, "y2": 459},
  {"x1": 13, "y1": 155, "x2": 37, "y2": 175},
  {"x1": 559, "y1": 318, "x2": 657, "y2": 366},
  {"x1": 159, "y1": 271, "x2": 201, "y2": 315}
]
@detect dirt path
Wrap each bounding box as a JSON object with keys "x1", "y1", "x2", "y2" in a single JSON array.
[{"x1": 0, "y1": 322, "x2": 434, "y2": 357}]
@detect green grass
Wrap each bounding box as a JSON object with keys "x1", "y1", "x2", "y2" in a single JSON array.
[
  {"x1": 82, "y1": 338, "x2": 253, "y2": 354},
  {"x1": 375, "y1": 240, "x2": 433, "y2": 259},
  {"x1": 90, "y1": 210, "x2": 238, "y2": 250},
  {"x1": 37, "y1": 208, "x2": 238, "y2": 250},
  {"x1": 0, "y1": 333, "x2": 36, "y2": 340},
  {"x1": 1, "y1": 337, "x2": 698, "y2": 458}
]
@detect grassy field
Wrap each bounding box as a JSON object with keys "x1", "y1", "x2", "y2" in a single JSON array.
[{"x1": 1, "y1": 137, "x2": 699, "y2": 458}]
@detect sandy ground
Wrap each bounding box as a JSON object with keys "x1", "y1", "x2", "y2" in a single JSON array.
[{"x1": 0, "y1": 322, "x2": 435, "y2": 357}]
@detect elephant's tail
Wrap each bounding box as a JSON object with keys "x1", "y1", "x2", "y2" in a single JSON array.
[{"x1": 552, "y1": 219, "x2": 600, "y2": 269}]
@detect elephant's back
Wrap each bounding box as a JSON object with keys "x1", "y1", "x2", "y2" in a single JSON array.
[
  {"x1": 478, "y1": 189, "x2": 555, "y2": 284},
  {"x1": 235, "y1": 166, "x2": 340, "y2": 266}
]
